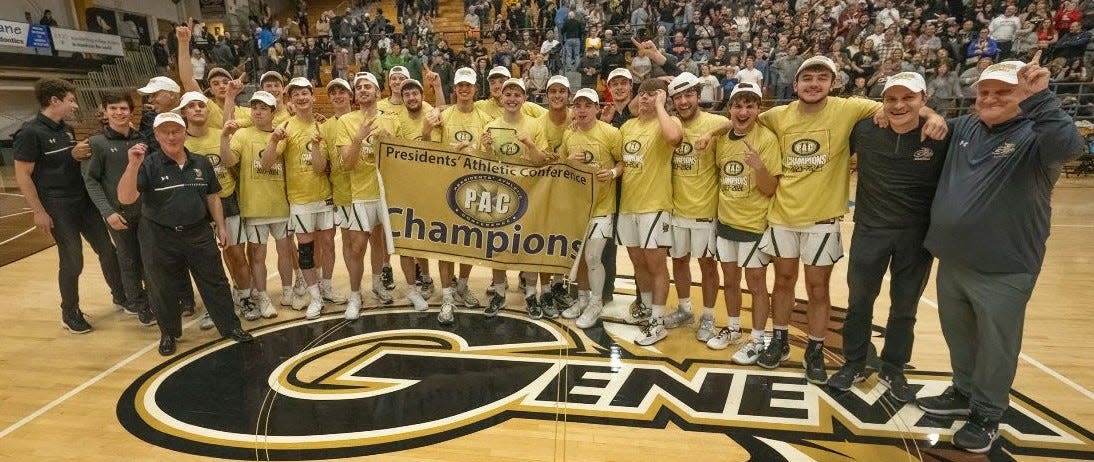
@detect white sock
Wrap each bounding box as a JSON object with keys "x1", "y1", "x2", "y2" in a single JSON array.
[
  {"x1": 442, "y1": 286, "x2": 455, "y2": 302},
  {"x1": 751, "y1": 328, "x2": 766, "y2": 343},
  {"x1": 282, "y1": 285, "x2": 292, "y2": 294},
  {"x1": 702, "y1": 306, "x2": 714, "y2": 318},
  {"x1": 239, "y1": 288, "x2": 252, "y2": 298},
  {"x1": 641, "y1": 292, "x2": 652, "y2": 306},
  {"x1": 321, "y1": 278, "x2": 332, "y2": 289},
  {"x1": 809, "y1": 335, "x2": 826, "y2": 342},
  {"x1": 493, "y1": 282, "x2": 506, "y2": 295},
  {"x1": 652, "y1": 304, "x2": 665, "y2": 319},
  {"x1": 729, "y1": 316, "x2": 741, "y2": 329},
  {"x1": 578, "y1": 290, "x2": 590, "y2": 302},
  {"x1": 308, "y1": 284, "x2": 321, "y2": 297},
  {"x1": 678, "y1": 298, "x2": 691, "y2": 310}
]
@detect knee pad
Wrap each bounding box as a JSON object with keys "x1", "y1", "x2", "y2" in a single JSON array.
[{"x1": 298, "y1": 241, "x2": 315, "y2": 269}]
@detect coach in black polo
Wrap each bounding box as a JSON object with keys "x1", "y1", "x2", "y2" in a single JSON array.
[
  {"x1": 117, "y1": 112, "x2": 252, "y2": 356},
  {"x1": 13, "y1": 78, "x2": 125, "y2": 334}
]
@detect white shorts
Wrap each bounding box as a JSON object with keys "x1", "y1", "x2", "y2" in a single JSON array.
[
  {"x1": 759, "y1": 222, "x2": 844, "y2": 266},
  {"x1": 617, "y1": 211, "x2": 672, "y2": 249},
  {"x1": 339, "y1": 200, "x2": 384, "y2": 232},
  {"x1": 223, "y1": 214, "x2": 245, "y2": 246},
  {"x1": 669, "y1": 217, "x2": 716, "y2": 259},
  {"x1": 245, "y1": 217, "x2": 290, "y2": 244},
  {"x1": 716, "y1": 236, "x2": 770, "y2": 268},
  {"x1": 584, "y1": 215, "x2": 613, "y2": 240},
  {"x1": 289, "y1": 201, "x2": 335, "y2": 233}
]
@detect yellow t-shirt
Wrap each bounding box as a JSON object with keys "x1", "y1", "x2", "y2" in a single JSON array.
[
  {"x1": 559, "y1": 121, "x2": 622, "y2": 216},
  {"x1": 474, "y1": 99, "x2": 548, "y2": 120},
  {"x1": 429, "y1": 105, "x2": 493, "y2": 149},
  {"x1": 283, "y1": 116, "x2": 333, "y2": 204},
  {"x1": 231, "y1": 126, "x2": 288, "y2": 218},
  {"x1": 536, "y1": 110, "x2": 572, "y2": 155},
  {"x1": 321, "y1": 115, "x2": 352, "y2": 206},
  {"x1": 672, "y1": 112, "x2": 728, "y2": 219},
  {"x1": 619, "y1": 116, "x2": 678, "y2": 214},
  {"x1": 336, "y1": 108, "x2": 397, "y2": 201},
  {"x1": 272, "y1": 106, "x2": 291, "y2": 126},
  {"x1": 379, "y1": 99, "x2": 434, "y2": 122},
  {"x1": 224, "y1": 105, "x2": 253, "y2": 127},
  {"x1": 758, "y1": 96, "x2": 881, "y2": 226},
  {"x1": 184, "y1": 127, "x2": 235, "y2": 198},
  {"x1": 392, "y1": 104, "x2": 434, "y2": 141},
  {"x1": 716, "y1": 127, "x2": 782, "y2": 234},
  {"x1": 482, "y1": 115, "x2": 548, "y2": 162},
  {"x1": 206, "y1": 101, "x2": 225, "y2": 129}
]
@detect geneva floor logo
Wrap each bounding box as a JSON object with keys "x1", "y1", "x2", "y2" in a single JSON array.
[{"x1": 117, "y1": 309, "x2": 1094, "y2": 461}]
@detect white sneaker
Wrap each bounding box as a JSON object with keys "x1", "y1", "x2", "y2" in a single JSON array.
[
  {"x1": 344, "y1": 292, "x2": 362, "y2": 320},
  {"x1": 259, "y1": 294, "x2": 278, "y2": 318},
  {"x1": 634, "y1": 317, "x2": 667, "y2": 346},
  {"x1": 372, "y1": 286, "x2": 394, "y2": 305},
  {"x1": 575, "y1": 299, "x2": 603, "y2": 329},
  {"x1": 706, "y1": 326, "x2": 743, "y2": 350},
  {"x1": 407, "y1": 287, "x2": 429, "y2": 311},
  {"x1": 293, "y1": 276, "x2": 307, "y2": 296},
  {"x1": 453, "y1": 287, "x2": 481, "y2": 307},
  {"x1": 305, "y1": 297, "x2": 323, "y2": 320},
  {"x1": 662, "y1": 305, "x2": 695, "y2": 329},
  {"x1": 280, "y1": 288, "x2": 294, "y2": 307},
  {"x1": 199, "y1": 313, "x2": 215, "y2": 330},
  {"x1": 419, "y1": 279, "x2": 436, "y2": 299},
  {"x1": 562, "y1": 297, "x2": 588, "y2": 319},
  {"x1": 731, "y1": 340, "x2": 765, "y2": 365},
  {"x1": 695, "y1": 314, "x2": 717, "y2": 342},
  {"x1": 437, "y1": 300, "x2": 455, "y2": 324},
  {"x1": 292, "y1": 292, "x2": 309, "y2": 311},
  {"x1": 599, "y1": 299, "x2": 646, "y2": 325},
  {"x1": 321, "y1": 282, "x2": 347, "y2": 304}
]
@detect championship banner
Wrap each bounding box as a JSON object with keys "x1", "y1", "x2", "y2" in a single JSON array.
[{"x1": 376, "y1": 137, "x2": 598, "y2": 274}]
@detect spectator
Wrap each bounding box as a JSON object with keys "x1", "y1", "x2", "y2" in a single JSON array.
[
  {"x1": 526, "y1": 53, "x2": 550, "y2": 99},
  {"x1": 153, "y1": 36, "x2": 170, "y2": 74},
  {"x1": 989, "y1": 5, "x2": 1022, "y2": 58},
  {"x1": 736, "y1": 55, "x2": 764, "y2": 90},
  {"x1": 697, "y1": 63, "x2": 720, "y2": 108},
  {"x1": 1054, "y1": 0, "x2": 1084, "y2": 32},
  {"x1": 959, "y1": 55, "x2": 994, "y2": 97},
  {"x1": 580, "y1": 47, "x2": 601, "y2": 89},
  {"x1": 39, "y1": 9, "x2": 58, "y2": 26},
  {"x1": 1055, "y1": 57, "x2": 1090, "y2": 82},
  {"x1": 966, "y1": 28, "x2": 1000, "y2": 65},
  {"x1": 1035, "y1": 19, "x2": 1059, "y2": 50},
  {"x1": 927, "y1": 61, "x2": 963, "y2": 116},
  {"x1": 191, "y1": 49, "x2": 207, "y2": 87},
  {"x1": 562, "y1": 11, "x2": 585, "y2": 72},
  {"x1": 1054, "y1": 21, "x2": 1091, "y2": 61},
  {"x1": 772, "y1": 45, "x2": 804, "y2": 102}
]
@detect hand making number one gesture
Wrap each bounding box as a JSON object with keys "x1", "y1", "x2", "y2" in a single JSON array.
[{"x1": 1016, "y1": 50, "x2": 1050, "y2": 101}]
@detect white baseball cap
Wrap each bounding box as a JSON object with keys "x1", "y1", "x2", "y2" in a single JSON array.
[
  {"x1": 571, "y1": 88, "x2": 600, "y2": 103},
  {"x1": 668, "y1": 72, "x2": 701, "y2": 96},
  {"x1": 400, "y1": 78, "x2": 423, "y2": 92},
  {"x1": 206, "y1": 67, "x2": 232, "y2": 80},
  {"x1": 353, "y1": 72, "x2": 379, "y2": 89},
  {"x1": 388, "y1": 66, "x2": 409, "y2": 78},
  {"x1": 172, "y1": 91, "x2": 209, "y2": 112},
  {"x1": 454, "y1": 67, "x2": 477, "y2": 85},
  {"x1": 488, "y1": 66, "x2": 512, "y2": 79},
  {"x1": 286, "y1": 76, "x2": 313, "y2": 91},
  {"x1": 882, "y1": 72, "x2": 927, "y2": 95},
  {"x1": 249, "y1": 90, "x2": 278, "y2": 107},
  {"x1": 607, "y1": 68, "x2": 633, "y2": 82},
  {"x1": 259, "y1": 71, "x2": 286, "y2": 84},
  {"x1": 974, "y1": 60, "x2": 1024, "y2": 87},
  {"x1": 729, "y1": 82, "x2": 763, "y2": 101},
  {"x1": 795, "y1": 55, "x2": 838, "y2": 79},
  {"x1": 153, "y1": 111, "x2": 186, "y2": 128},
  {"x1": 546, "y1": 75, "x2": 570, "y2": 90},
  {"x1": 502, "y1": 78, "x2": 526, "y2": 93},
  {"x1": 137, "y1": 76, "x2": 181, "y2": 95},
  {"x1": 326, "y1": 78, "x2": 352, "y2": 92}
]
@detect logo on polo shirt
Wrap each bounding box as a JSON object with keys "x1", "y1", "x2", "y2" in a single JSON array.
[
  {"x1": 913, "y1": 147, "x2": 934, "y2": 161},
  {"x1": 992, "y1": 142, "x2": 1017, "y2": 159}
]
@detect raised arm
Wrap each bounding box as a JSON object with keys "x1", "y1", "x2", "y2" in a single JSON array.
[
  {"x1": 176, "y1": 24, "x2": 201, "y2": 93},
  {"x1": 117, "y1": 143, "x2": 147, "y2": 205}
]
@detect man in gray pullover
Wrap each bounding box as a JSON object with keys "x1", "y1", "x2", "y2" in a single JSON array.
[{"x1": 916, "y1": 51, "x2": 1085, "y2": 454}]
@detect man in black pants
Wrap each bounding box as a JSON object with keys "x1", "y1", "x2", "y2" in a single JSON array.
[
  {"x1": 13, "y1": 78, "x2": 126, "y2": 333},
  {"x1": 117, "y1": 112, "x2": 252, "y2": 356},
  {"x1": 828, "y1": 72, "x2": 948, "y2": 403},
  {"x1": 598, "y1": 67, "x2": 637, "y2": 303}
]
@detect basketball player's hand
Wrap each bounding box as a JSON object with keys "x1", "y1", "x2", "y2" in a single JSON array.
[
  {"x1": 454, "y1": 140, "x2": 472, "y2": 151},
  {"x1": 313, "y1": 112, "x2": 327, "y2": 123},
  {"x1": 271, "y1": 122, "x2": 288, "y2": 142},
  {"x1": 226, "y1": 79, "x2": 243, "y2": 97},
  {"x1": 600, "y1": 102, "x2": 615, "y2": 122},
  {"x1": 654, "y1": 89, "x2": 667, "y2": 108},
  {"x1": 223, "y1": 120, "x2": 240, "y2": 136},
  {"x1": 873, "y1": 109, "x2": 890, "y2": 129},
  {"x1": 1017, "y1": 49, "x2": 1050, "y2": 100},
  {"x1": 743, "y1": 140, "x2": 763, "y2": 170},
  {"x1": 33, "y1": 210, "x2": 52, "y2": 234},
  {"x1": 595, "y1": 168, "x2": 616, "y2": 181},
  {"x1": 355, "y1": 117, "x2": 375, "y2": 143},
  {"x1": 516, "y1": 131, "x2": 533, "y2": 146},
  {"x1": 216, "y1": 226, "x2": 229, "y2": 249},
  {"x1": 480, "y1": 131, "x2": 494, "y2": 149},
  {"x1": 424, "y1": 108, "x2": 441, "y2": 128},
  {"x1": 695, "y1": 133, "x2": 713, "y2": 151},
  {"x1": 106, "y1": 212, "x2": 128, "y2": 230},
  {"x1": 71, "y1": 139, "x2": 91, "y2": 161},
  {"x1": 176, "y1": 25, "x2": 191, "y2": 42},
  {"x1": 128, "y1": 143, "x2": 147, "y2": 165}
]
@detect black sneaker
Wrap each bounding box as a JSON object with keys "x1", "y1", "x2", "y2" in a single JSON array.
[
  {"x1": 158, "y1": 334, "x2": 176, "y2": 356},
  {"x1": 137, "y1": 307, "x2": 157, "y2": 326},
  {"x1": 485, "y1": 293, "x2": 504, "y2": 317},
  {"x1": 827, "y1": 363, "x2": 869, "y2": 391},
  {"x1": 551, "y1": 282, "x2": 575, "y2": 310},
  {"x1": 953, "y1": 414, "x2": 999, "y2": 454},
  {"x1": 525, "y1": 295, "x2": 544, "y2": 319},
  {"x1": 804, "y1": 341, "x2": 828, "y2": 385},
  {"x1": 61, "y1": 310, "x2": 92, "y2": 334},
  {"x1": 539, "y1": 292, "x2": 559, "y2": 318},
  {"x1": 878, "y1": 366, "x2": 915, "y2": 403},
  {"x1": 757, "y1": 335, "x2": 789, "y2": 369},
  {"x1": 917, "y1": 386, "x2": 971, "y2": 417},
  {"x1": 381, "y1": 265, "x2": 396, "y2": 291}
]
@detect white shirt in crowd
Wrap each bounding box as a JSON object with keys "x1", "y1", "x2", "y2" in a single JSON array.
[
  {"x1": 877, "y1": 7, "x2": 902, "y2": 28},
  {"x1": 737, "y1": 67, "x2": 764, "y2": 88},
  {"x1": 989, "y1": 14, "x2": 1022, "y2": 42},
  {"x1": 698, "y1": 74, "x2": 719, "y2": 104}
]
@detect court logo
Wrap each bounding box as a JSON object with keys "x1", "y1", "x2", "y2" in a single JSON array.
[
  {"x1": 791, "y1": 139, "x2": 820, "y2": 156},
  {"x1": 446, "y1": 173, "x2": 528, "y2": 228}
]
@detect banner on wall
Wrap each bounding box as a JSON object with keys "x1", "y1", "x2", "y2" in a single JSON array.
[
  {"x1": 50, "y1": 27, "x2": 124, "y2": 56},
  {"x1": 375, "y1": 137, "x2": 597, "y2": 274},
  {"x1": 0, "y1": 20, "x2": 30, "y2": 47},
  {"x1": 200, "y1": 0, "x2": 227, "y2": 16},
  {"x1": 27, "y1": 25, "x2": 51, "y2": 48}
]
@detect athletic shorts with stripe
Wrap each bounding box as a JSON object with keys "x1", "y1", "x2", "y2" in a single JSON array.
[
  {"x1": 338, "y1": 200, "x2": 384, "y2": 232},
  {"x1": 222, "y1": 214, "x2": 245, "y2": 246},
  {"x1": 245, "y1": 217, "x2": 290, "y2": 244},
  {"x1": 670, "y1": 216, "x2": 716, "y2": 259},
  {"x1": 584, "y1": 215, "x2": 613, "y2": 240},
  {"x1": 716, "y1": 236, "x2": 770, "y2": 268},
  {"x1": 617, "y1": 211, "x2": 672, "y2": 249},
  {"x1": 759, "y1": 222, "x2": 843, "y2": 266},
  {"x1": 289, "y1": 201, "x2": 335, "y2": 234}
]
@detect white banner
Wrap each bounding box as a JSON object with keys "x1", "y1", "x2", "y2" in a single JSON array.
[
  {"x1": 0, "y1": 20, "x2": 30, "y2": 48},
  {"x1": 50, "y1": 27, "x2": 123, "y2": 56}
]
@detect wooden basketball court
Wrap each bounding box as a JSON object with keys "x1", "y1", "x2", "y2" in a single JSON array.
[{"x1": 0, "y1": 166, "x2": 1091, "y2": 461}]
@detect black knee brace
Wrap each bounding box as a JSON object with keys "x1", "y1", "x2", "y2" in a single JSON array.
[{"x1": 298, "y1": 241, "x2": 315, "y2": 269}]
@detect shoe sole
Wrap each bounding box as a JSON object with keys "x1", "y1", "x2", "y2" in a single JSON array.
[
  {"x1": 917, "y1": 405, "x2": 972, "y2": 417},
  {"x1": 756, "y1": 351, "x2": 790, "y2": 369},
  {"x1": 663, "y1": 317, "x2": 695, "y2": 329},
  {"x1": 62, "y1": 324, "x2": 92, "y2": 334},
  {"x1": 323, "y1": 298, "x2": 347, "y2": 304},
  {"x1": 635, "y1": 335, "x2": 667, "y2": 346},
  {"x1": 955, "y1": 435, "x2": 999, "y2": 454}
]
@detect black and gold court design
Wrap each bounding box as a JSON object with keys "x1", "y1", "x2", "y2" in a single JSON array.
[{"x1": 117, "y1": 305, "x2": 1094, "y2": 461}]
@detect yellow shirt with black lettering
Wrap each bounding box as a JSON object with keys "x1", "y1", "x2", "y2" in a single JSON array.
[
  {"x1": 559, "y1": 121, "x2": 622, "y2": 216},
  {"x1": 429, "y1": 105, "x2": 493, "y2": 149},
  {"x1": 716, "y1": 127, "x2": 782, "y2": 234},
  {"x1": 322, "y1": 115, "x2": 352, "y2": 206},
  {"x1": 336, "y1": 109, "x2": 397, "y2": 201},
  {"x1": 185, "y1": 127, "x2": 235, "y2": 198},
  {"x1": 536, "y1": 110, "x2": 572, "y2": 155},
  {"x1": 231, "y1": 126, "x2": 288, "y2": 218},
  {"x1": 474, "y1": 99, "x2": 548, "y2": 120},
  {"x1": 283, "y1": 116, "x2": 332, "y2": 204},
  {"x1": 482, "y1": 115, "x2": 548, "y2": 162},
  {"x1": 672, "y1": 112, "x2": 728, "y2": 219},
  {"x1": 758, "y1": 96, "x2": 881, "y2": 226},
  {"x1": 619, "y1": 116, "x2": 677, "y2": 214}
]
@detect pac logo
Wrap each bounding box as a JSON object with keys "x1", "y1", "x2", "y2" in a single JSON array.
[
  {"x1": 446, "y1": 174, "x2": 528, "y2": 228},
  {"x1": 580, "y1": 150, "x2": 595, "y2": 164},
  {"x1": 723, "y1": 160, "x2": 745, "y2": 176},
  {"x1": 498, "y1": 142, "x2": 521, "y2": 157},
  {"x1": 624, "y1": 140, "x2": 642, "y2": 154},
  {"x1": 673, "y1": 142, "x2": 694, "y2": 156},
  {"x1": 454, "y1": 130, "x2": 474, "y2": 143},
  {"x1": 791, "y1": 139, "x2": 821, "y2": 156}
]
